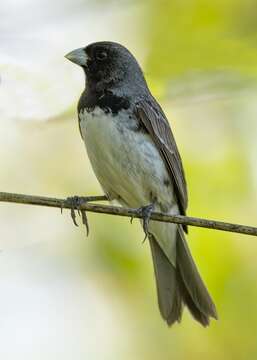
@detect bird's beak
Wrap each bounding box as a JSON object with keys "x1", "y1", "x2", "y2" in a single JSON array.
[{"x1": 65, "y1": 48, "x2": 88, "y2": 66}]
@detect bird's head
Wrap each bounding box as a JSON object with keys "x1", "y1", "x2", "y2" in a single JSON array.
[{"x1": 65, "y1": 41, "x2": 147, "y2": 92}]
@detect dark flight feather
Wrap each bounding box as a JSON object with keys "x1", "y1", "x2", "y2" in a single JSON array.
[{"x1": 134, "y1": 98, "x2": 188, "y2": 223}]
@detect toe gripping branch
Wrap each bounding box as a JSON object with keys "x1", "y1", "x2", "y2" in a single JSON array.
[
  {"x1": 62, "y1": 196, "x2": 90, "y2": 236},
  {"x1": 130, "y1": 203, "x2": 155, "y2": 242}
]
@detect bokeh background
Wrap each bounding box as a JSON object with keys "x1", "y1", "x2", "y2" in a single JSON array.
[{"x1": 1, "y1": 0, "x2": 257, "y2": 359}]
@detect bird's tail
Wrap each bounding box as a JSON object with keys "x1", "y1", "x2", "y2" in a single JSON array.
[{"x1": 149, "y1": 226, "x2": 218, "y2": 326}]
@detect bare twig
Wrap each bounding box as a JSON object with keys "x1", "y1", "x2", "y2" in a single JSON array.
[{"x1": 0, "y1": 191, "x2": 256, "y2": 237}]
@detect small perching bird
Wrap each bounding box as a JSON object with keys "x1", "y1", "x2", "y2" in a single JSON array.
[{"x1": 65, "y1": 41, "x2": 218, "y2": 326}]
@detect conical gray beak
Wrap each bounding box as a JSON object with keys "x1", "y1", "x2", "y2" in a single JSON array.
[{"x1": 65, "y1": 48, "x2": 88, "y2": 66}]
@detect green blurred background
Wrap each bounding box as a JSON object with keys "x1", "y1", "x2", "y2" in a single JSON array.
[{"x1": 0, "y1": 0, "x2": 257, "y2": 359}]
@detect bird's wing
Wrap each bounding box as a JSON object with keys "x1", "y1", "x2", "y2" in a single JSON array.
[{"x1": 134, "y1": 98, "x2": 188, "y2": 216}]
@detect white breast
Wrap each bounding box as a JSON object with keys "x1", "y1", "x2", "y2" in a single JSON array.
[{"x1": 79, "y1": 107, "x2": 175, "y2": 209}]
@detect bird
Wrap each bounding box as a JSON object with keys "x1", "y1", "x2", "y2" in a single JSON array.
[{"x1": 65, "y1": 41, "x2": 218, "y2": 326}]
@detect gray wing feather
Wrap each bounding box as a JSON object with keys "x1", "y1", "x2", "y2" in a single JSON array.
[{"x1": 135, "y1": 99, "x2": 188, "y2": 217}]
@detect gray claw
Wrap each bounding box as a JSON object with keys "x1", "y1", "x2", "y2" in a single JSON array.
[
  {"x1": 81, "y1": 210, "x2": 89, "y2": 236},
  {"x1": 130, "y1": 203, "x2": 154, "y2": 242},
  {"x1": 71, "y1": 207, "x2": 79, "y2": 227},
  {"x1": 141, "y1": 203, "x2": 154, "y2": 242},
  {"x1": 65, "y1": 196, "x2": 89, "y2": 234}
]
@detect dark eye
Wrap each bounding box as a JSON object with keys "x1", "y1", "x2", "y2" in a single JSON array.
[{"x1": 95, "y1": 50, "x2": 108, "y2": 61}]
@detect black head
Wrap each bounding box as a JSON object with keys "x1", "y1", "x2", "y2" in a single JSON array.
[{"x1": 65, "y1": 41, "x2": 147, "y2": 93}]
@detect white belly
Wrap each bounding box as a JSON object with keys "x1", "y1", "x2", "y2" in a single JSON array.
[{"x1": 79, "y1": 107, "x2": 174, "y2": 208}]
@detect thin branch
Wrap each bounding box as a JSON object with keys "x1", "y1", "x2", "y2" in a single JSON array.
[{"x1": 0, "y1": 191, "x2": 256, "y2": 237}]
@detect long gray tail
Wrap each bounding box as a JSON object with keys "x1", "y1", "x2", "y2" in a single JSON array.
[{"x1": 149, "y1": 226, "x2": 218, "y2": 326}]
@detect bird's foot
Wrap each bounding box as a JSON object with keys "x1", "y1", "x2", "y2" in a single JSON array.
[
  {"x1": 130, "y1": 203, "x2": 155, "y2": 242},
  {"x1": 63, "y1": 196, "x2": 89, "y2": 236}
]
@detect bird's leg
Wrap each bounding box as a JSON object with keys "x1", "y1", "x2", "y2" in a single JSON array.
[
  {"x1": 130, "y1": 203, "x2": 155, "y2": 242},
  {"x1": 63, "y1": 195, "x2": 107, "y2": 236}
]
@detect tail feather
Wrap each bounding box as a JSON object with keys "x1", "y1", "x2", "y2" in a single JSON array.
[
  {"x1": 149, "y1": 228, "x2": 217, "y2": 327},
  {"x1": 149, "y1": 235, "x2": 182, "y2": 326},
  {"x1": 176, "y1": 267, "x2": 210, "y2": 326},
  {"x1": 176, "y1": 226, "x2": 218, "y2": 321}
]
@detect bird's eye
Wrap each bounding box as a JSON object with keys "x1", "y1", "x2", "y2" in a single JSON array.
[{"x1": 95, "y1": 50, "x2": 108, "y2": 61}]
